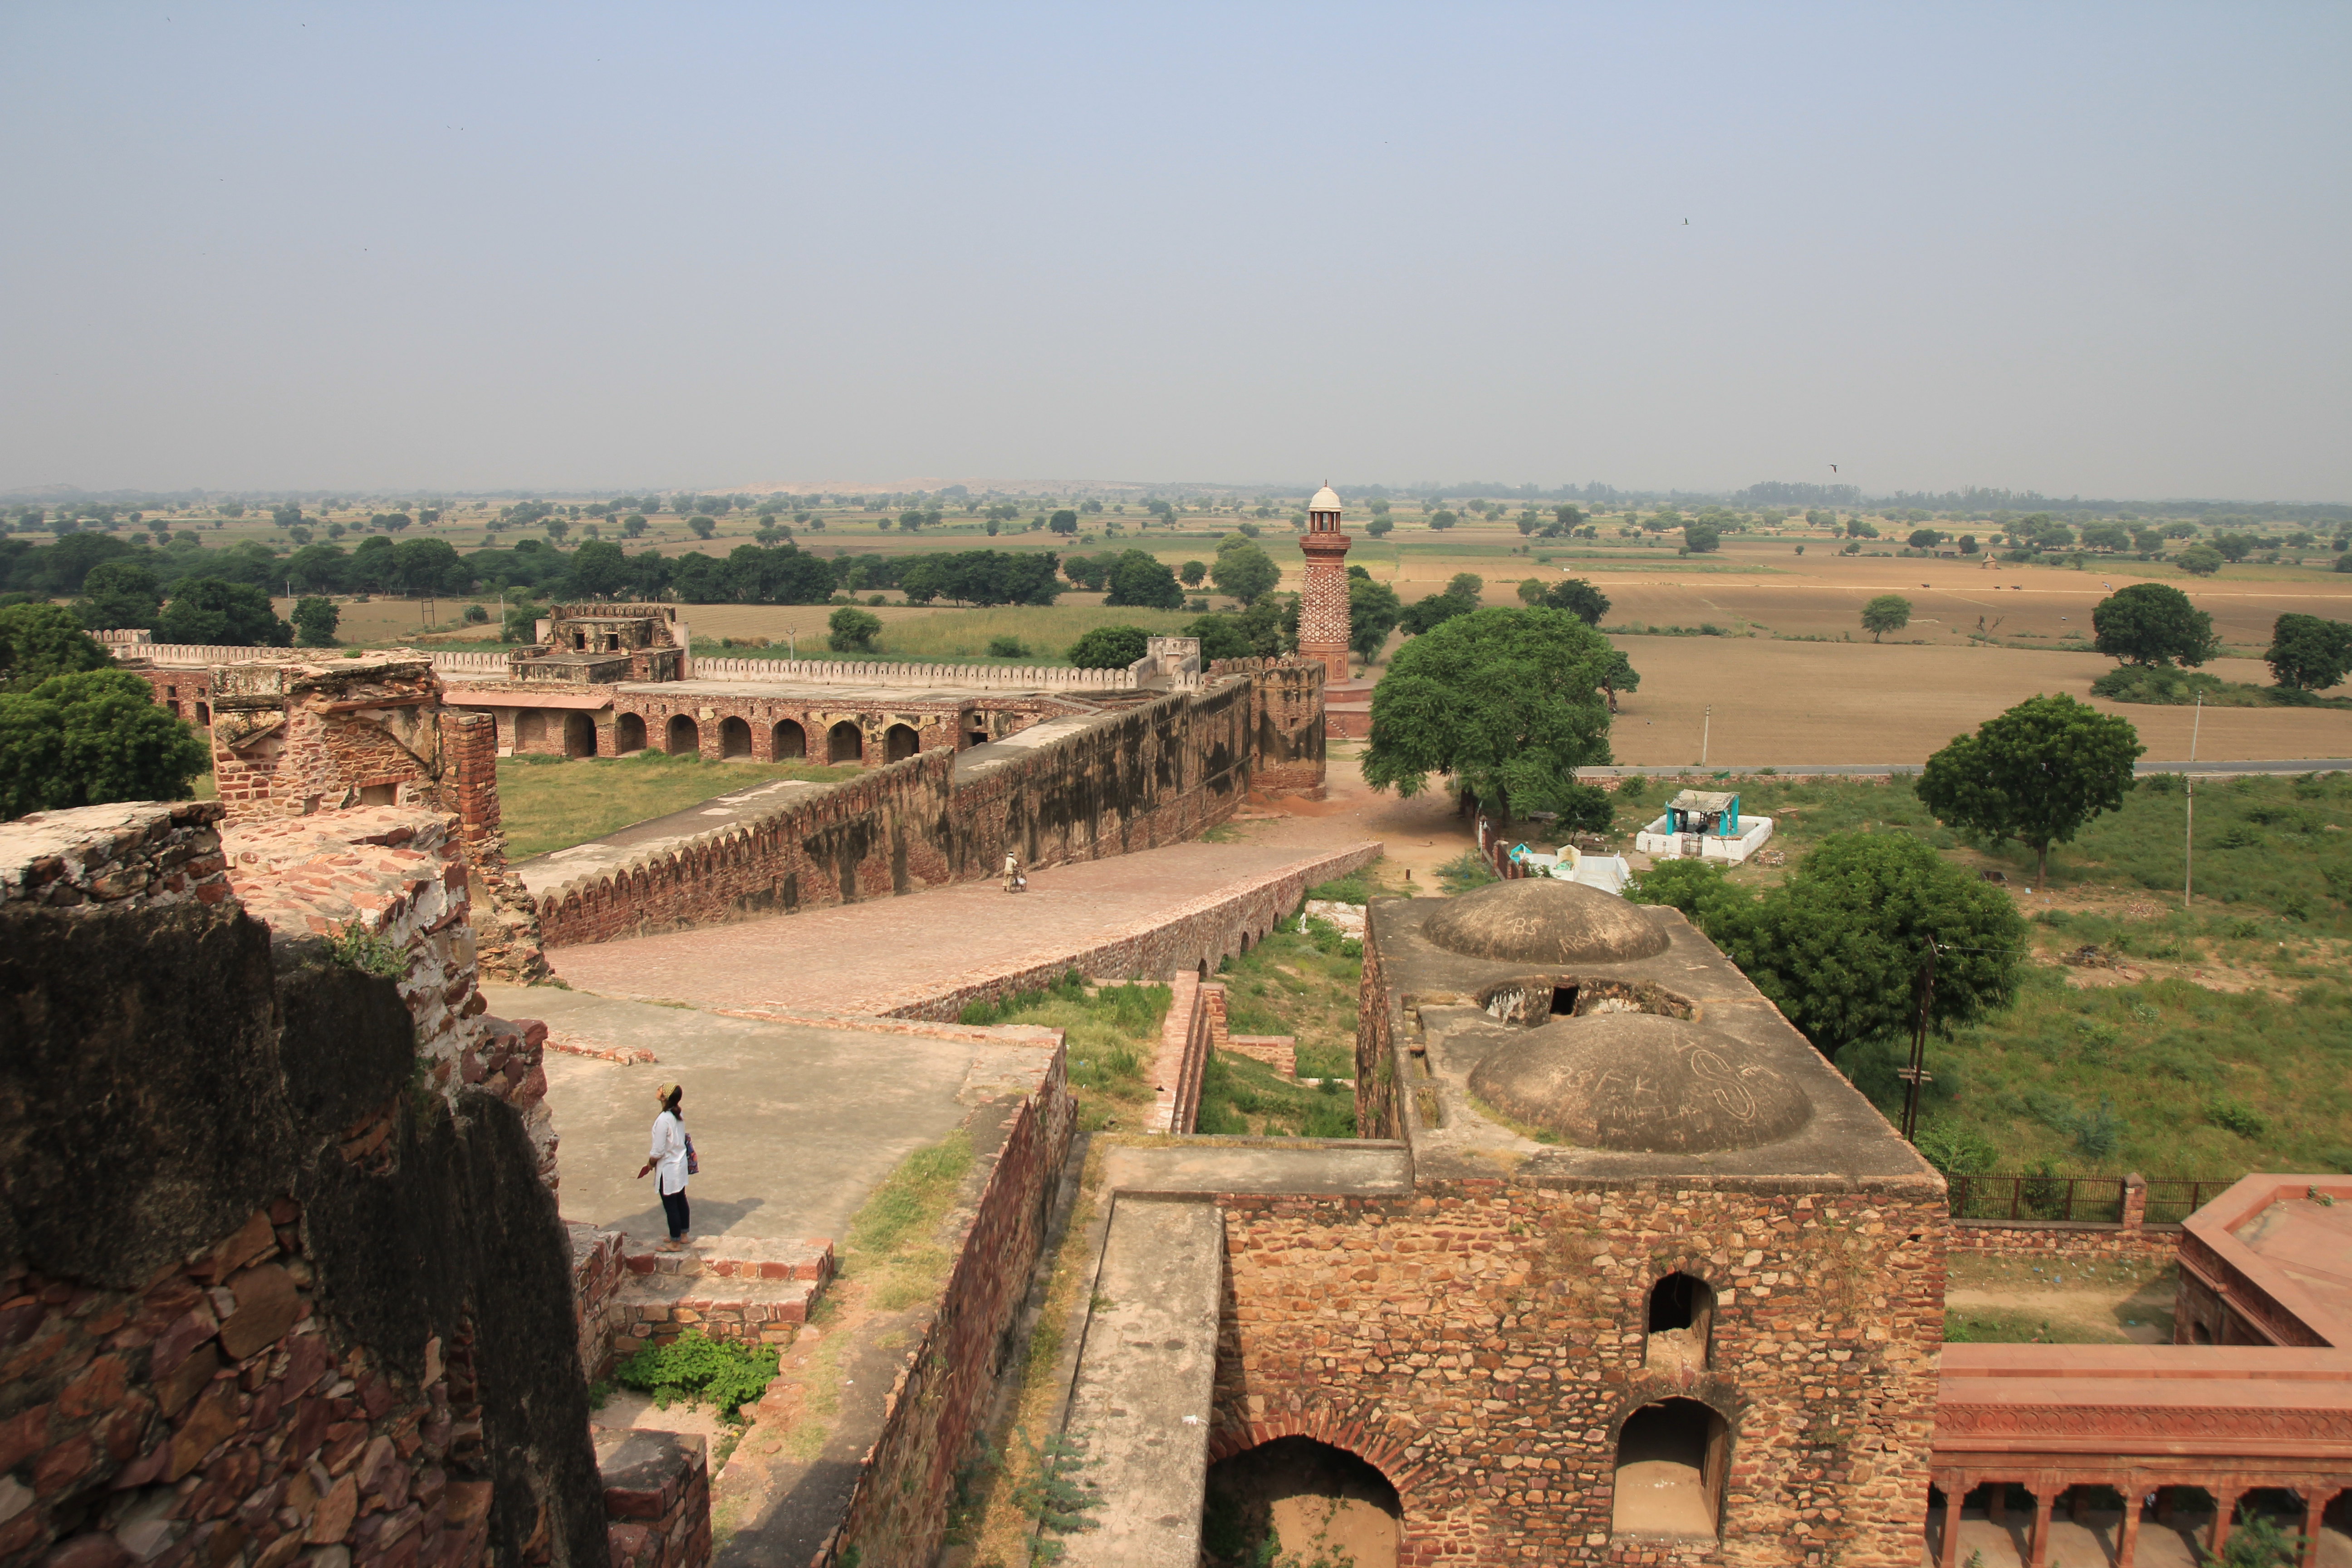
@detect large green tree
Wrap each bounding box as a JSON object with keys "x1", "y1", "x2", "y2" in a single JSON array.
[
  {"x1": 1105, "y1": 550, "x2": 1183, "y2": 609},
  {"x1": 1346, "y1": 575, "x2": 1403, "y2": 664},
  {"x1": 154, "y1": 578, "x2": 293, "y2": 647},
  {"x1": 77, "y1": 560, "x2": 163, "y2": 630},
  {"x1": 2265, "y1": 613, "x2": 2352, "y2": 692},
  {"x1": 1634, "y1": 833, "x2": 2025, "y2": 1059},
  {"x1": 1, "y1": 604, "x2": 113, "y2": 692},
  {"x1": 1209, "y1": 541, "x2": 1281, "y2": 603},
  {"x1": 1860, "y1": 594, "x2": 1912, "y2": 642},
  {"x1": 1, "y1": 668, "x2": 213, "y2": 821},
  {"x1": 1068, "y1": 624, "x2": 1152, "y2": 669},
  {"x1": 2091, "y1": 582, "x2": 2216, "y2": 667},
  {"x1": 1364, "y1": 606, "x2": 1615, "y2": 818},
  {"x1": 1543, "y1": 578, "x2": 1610, "y2": 625},
  {"x1": 291, "y1": 597, "x2": 340, "y2": 648},
  {"x1": 1917, "y1": 694, "x2": 2143, "y2": 887}
]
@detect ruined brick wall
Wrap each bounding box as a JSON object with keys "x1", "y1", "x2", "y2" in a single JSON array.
[
  {"x1": 608, "y1": 689, "x2": 1082, "y2": 765},
  {"x1": 210, "y1": 658, "x2": 447, "y2": 824},
  {"x1": 824, "y1": 1046, "x2": 1074, "y2": 1568},
  {"x1": 122, "y1": 664, "x2": 216, "y2": 726},
  {"x1": 0, "y1": 895, "x2": 608, "y2": 1568},
  {"x1": 437, "y1": 711, "x2": 504, "y2": 873},
  {"x1": 1352, "y1": 911, "x2": 1402, "y2": 1139},
  {"x1": 1209, "y1": 658, "x2": 1326, "y2": 799},
  {"x1": 566, "y1": 1226, "x2": 627, "y2": 1381},
  {"x1": 598, "y1": 1432, "x2": 710, "y2": 1568},
  {"x1": 1214, "y1": 1181, "x2": 1947, "y2": 1568},
  {"x1": 221, "y1": 807, "x2": 557, "y2": 1189}
]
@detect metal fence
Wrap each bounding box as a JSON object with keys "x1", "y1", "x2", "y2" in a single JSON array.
[{"x1": 1947, "y1": 1174, "x2": 2234, "y2": 1226}]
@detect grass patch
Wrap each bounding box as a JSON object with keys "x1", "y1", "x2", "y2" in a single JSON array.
[
  {"x1": 1944, "y1": 1308, "x2": 2132, "y2": 1344},
  {"x1": 1434, "y1": 849, "x2": 1500, "y2": 895},
  {"x1": 843, "y1": 1129, "x2": 975, "y2": 1311},
  {"x1": 1194, "y1": 1051, "x2": 1358, "y2": 1137},
  {"x1": 495, "y1": 750, "x2": 861, "y2": 859},
  {"x1": 1648, "y1": 772, "x2": 2352, "y2": 933},
  {"x1": 1303, "y1": 872, "x2": 1374, "y2": 905},
  {"x1": 961, "y1": 972, "x2": 1169, "y2": 1132},
  {"x1": 1857, "y1": 972, "x2": 2352, "y2": 1177},
  {"x1": 1217, "y1": 911, "x2": 1369, "y2": 1082}
]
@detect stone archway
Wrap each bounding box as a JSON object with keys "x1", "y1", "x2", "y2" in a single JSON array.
[
  {"x1": 666, "y1": 714, "x2": 699, "y2": 756},
  {"x1": 827, "y1": 720, "x2": 863, "y2": 764},
  {"x1": 1612, "y1": 1397, "x2": 1729, "y2": 1540},
  {"x1": 517, "y1": 710, "x2": 547, "y2": 751},
  {"x1": 719, "y1": 716, "x2": 752, "y2": 760},
  {"x1": 563, "y1": 711, "x2": 597, "y2": 758},
  {"x1": 1202, "y1": 1437, "x2": 1400, "y2": 1568},
  {"x1": 884, "y1": 723, "x2": 920, "y2": 763},
  {"x1": 615, "y1": 713, "x2": 646, "y2": 754},
  {"x1": 772, "y1": 719, "x2": 806, "y2": 760}
]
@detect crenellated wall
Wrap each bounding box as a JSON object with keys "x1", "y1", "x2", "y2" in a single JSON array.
[{"x1": 528, "y1": 673, "x2": 1293, "y2": 949}]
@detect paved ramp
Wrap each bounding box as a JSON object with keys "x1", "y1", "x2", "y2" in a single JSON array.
[{"x1": 1057, "y1": 1195, "x2": 1225, "y2": 1568}]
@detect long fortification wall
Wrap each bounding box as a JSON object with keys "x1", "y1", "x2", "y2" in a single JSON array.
[{"x1": 530, "y1": 673, "x2": 1290, "y2": 948}]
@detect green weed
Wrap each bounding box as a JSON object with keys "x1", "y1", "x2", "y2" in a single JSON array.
[{"x1": 613, "y1": 1331, "x2": 779, "y2": 1422}]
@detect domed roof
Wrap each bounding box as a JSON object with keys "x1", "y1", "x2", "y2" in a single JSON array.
[
  {"x1": 1468, "y1": 1014, "x2": 1814, "y2": 1153},
  {"x1": 1308, "y1": 485, "x2": 1343, "y2": 513},
  {"x1": 1421, "y1": 877, "x2": 1671, "y2": 965}
]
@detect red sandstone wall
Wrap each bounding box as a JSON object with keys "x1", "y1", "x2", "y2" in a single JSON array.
[
  {"x1": 1945, "y1": 1220, "x2": 2181, "y2": 1265},
  {"x1": 822, "y1": 1047, "x2": 1075, "y2": 1566},
  {"x1": 1208, "y1": 658, "x2": 1326, "y2": 799},
  {"x1": 1215, "y1": 1182, "x2": 1948, "y2": 1568},
  {"x1": 532, "y1": 676, "x2": 1277, "y2": 949}
]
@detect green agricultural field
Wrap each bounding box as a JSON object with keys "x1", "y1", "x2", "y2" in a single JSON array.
[{"x1": 495, "y1": 751, "x2": 859, "y2": 858}]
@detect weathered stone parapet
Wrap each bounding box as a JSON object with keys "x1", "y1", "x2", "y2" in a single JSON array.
[
  {"x1": 210, "y1": 654, "x2": 447, "y2": 824},
  {"x1": 0, "y1": 799, "x2": 230, "y2": 912},
  {"x1": 597, "y1": 1430, "x2": 711, "y2": 1568}
]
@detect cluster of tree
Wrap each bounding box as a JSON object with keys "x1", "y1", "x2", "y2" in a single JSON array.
[
  {"x1": 1635, "y1": 834, "x2": 2026, "y2": 1058},
  {"x1": 2090, "y1": 583, "x2": 2216, "y2": 667},
  {"x1": 1060, "y1": 549, "x2": 1184, "y2": 608},
  {"x1": 0, "y1": 606, "x2": 212, "y2": 820},
  {"x1": 2265, "y1": 614, "x2": 2352, "y2": 692}
]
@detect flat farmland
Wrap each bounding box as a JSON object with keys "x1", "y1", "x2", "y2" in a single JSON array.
[{"x1": 1603, "y1": 638, "x2": 2352, "y2": 765}]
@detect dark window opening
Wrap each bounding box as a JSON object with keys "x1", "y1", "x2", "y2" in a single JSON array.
[
  {"x1": 1202, "y1": 1437, "x2": 1400, "y2": 1568},
  {"x1": 666, "y1": 714, "x2": 699, "y2": 755},
  {"x1": 1645, "y1": 1273, "x2": 1714, "y2": 1371},
  {"x1": 1550, "y1": 985, "x2": 1579, "y2": 1016},
  {"x1": 1613, "y1": 1399, "x2": 1727, "y2": 1539},
  {"x1": 359, "y1": 784, "x2": 397, "y2": 806}
]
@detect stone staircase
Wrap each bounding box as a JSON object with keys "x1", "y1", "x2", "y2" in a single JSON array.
[{"x1": 610, "y1": 1236, "x2": 836, "y2": 1357}]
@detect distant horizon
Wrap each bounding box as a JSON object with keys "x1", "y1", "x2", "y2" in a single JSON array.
[{"x1": 3, "y1": 477, "x2": 2346, "y2": 514}]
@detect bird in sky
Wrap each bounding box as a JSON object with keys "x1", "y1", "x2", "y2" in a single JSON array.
[{"x1": 1829, "y1": 465, "x2": 1838, "y2": 473}]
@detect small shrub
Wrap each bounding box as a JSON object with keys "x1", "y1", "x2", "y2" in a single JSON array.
[
  {"x1": 613, "y1": 1330, "x2": 779, "y2": 1421},
  {"x1": 985, "y1": 635, "x2": 1029, "y2": 658},
  {"x1": 2208, "y1": 1097, "x2": 2271, "y2": 1138},
  {"x1": 1304, "y1": 873, "x2": 1373, "y2": 905},
  {"x1": 1435, "y1": 850, "x2": 1499, "y2": 894},
  {"x1": 326, "y1": 921, "x2": 407, "y2": 980}
]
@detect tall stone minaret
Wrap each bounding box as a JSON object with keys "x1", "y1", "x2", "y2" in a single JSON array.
[{"x1": 1296, "y1": 482, "x2": 1352, "y2": 681}]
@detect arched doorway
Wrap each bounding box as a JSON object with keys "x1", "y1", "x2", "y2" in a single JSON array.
[
  {"x1": 827, "y1": 720, "x2": 863, "y2": 764},
  {"x1": 564, "y1": 711, "x2": 597, "y2": 758},
  {"x1": 884, "y1": 723, "x2": 920, "y2": 763},
  {"x1": 1645, "y1": 1273, "x2": 1715, "y2": 1370},
  {"x1": 517, "y1": 710, "x2": 547, "y2": 751},
  {"x1": 1201, "y1": 1437, "x2": 1399, "y2": 1568},
  {"x1": 615, "y1": 713, "x2": 646, "y2": 754},
  {"x1": 1612, "y1": 1398, "x2": 1728, "y2": 1539},
  {"x1": 666, "y1": 714, "x2": 699, "y2": 756},
  {"x1": 720, "y1": 716, "x2": 752, "y2": 759},
  {"x1": 772, "y1": 720, "x2": 806, "y2": 760}
]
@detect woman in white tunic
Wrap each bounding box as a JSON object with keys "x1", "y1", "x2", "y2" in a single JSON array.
[{"x1": 636, "y1": 1081, "x2": 691, "y2": 1250}]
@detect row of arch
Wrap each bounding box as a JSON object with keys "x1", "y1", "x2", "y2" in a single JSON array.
[
  {"x1": 514, "y1": 710, "x2": 925, "y2": 765},
  {"x1": 1204, "y1": 1391, "x2": 1734, "y2": 1564}
]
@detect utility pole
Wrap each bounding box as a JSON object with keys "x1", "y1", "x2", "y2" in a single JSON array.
[
  {"x1": 1701, "y1": 706, "x2": 1712, "y2": 768},
  {"x1": 1899, "y1": 939, "x2": 1939, "y2": 1143},
  {"x1": 2185, "y1": 691, "x2": 2202, "y2": 907}
]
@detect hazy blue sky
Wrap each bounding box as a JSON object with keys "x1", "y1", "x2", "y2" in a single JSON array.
[{"x1": 4, "y1": 4, "x2": 2347, "y2": 499}]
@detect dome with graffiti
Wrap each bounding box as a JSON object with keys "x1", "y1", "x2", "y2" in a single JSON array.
[{"x1": 1466, "y1": 1013, "x2": 1813, "y2": 1153}]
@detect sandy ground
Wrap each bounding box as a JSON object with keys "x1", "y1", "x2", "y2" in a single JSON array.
[{"x1": 1944, "y1": 1255, "x2": 2179, "y2": 1343}]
